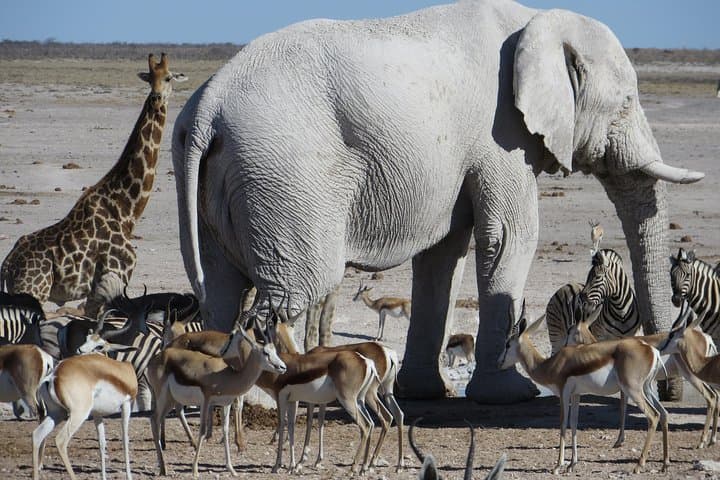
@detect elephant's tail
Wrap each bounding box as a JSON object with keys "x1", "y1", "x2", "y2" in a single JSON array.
[{"x1": 177, "y1": 103, "x2": 218, "y2": 303}]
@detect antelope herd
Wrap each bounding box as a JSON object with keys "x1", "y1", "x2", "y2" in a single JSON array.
[{"x1": 1, "y1": 54, "x2": 719, "y2": 479}]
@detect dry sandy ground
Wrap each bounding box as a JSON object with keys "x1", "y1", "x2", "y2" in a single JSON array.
[{"x1": 0, "y1": 59, "x2": 719, "y2": 478}]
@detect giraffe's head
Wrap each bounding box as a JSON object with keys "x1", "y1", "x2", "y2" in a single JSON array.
[{"x1": 138, "y1": 53, "x2": 187, "y2": 112}]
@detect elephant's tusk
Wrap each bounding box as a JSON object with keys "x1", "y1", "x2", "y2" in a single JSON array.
[{"x1": 641, "y1": 161, "x2": 705, "y2": 184}]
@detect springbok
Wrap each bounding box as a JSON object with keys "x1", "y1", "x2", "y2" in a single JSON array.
[
  {"x1": 567, "y1": 297, "x2": 719, "y2": 449},
  {"x1": 445, "y1": 333, "x2": 475, "y2": 367},
  {"x1": 0, "y1": 344, "x2": 54, "y2": 418},
  {"x1": 409, "y1": 417, "x2": 506, "y2": 480},
  {"x1": 353, "y1": 281, "x2": 411, "y2": 341},
  {"x1": 32, "y1": 335, "x2": 138, "y2": 480},
  {"x1": 301, "y1": 341, "x2": 404, "y2": 471},
  {"x1": 147, "y1": 313, "x2": 287, "y2": 478},
  {"x1": 661, "y1": 301, "x2": 720, "y2": 446},
  {"x1": 158, "y1": 295, "x2": 302, "y2": 452},
  {"x1": 248, "y1": 307, "x2": 382, "y2": 475},
  {"x1": 498, "y1": 301, "x2": 668, "y2": 474}
]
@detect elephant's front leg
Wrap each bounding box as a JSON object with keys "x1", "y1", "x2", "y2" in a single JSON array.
[
  {"x1": 465, "y1": 164, "x2": 540, "y2": 403},
  {"x1": 397, "y1": 226, "x2": 472, "y2": 398}
]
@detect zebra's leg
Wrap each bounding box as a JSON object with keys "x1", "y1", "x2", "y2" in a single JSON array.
[{"x1": 134, "y1": 374, "x2": 153, "y2": 412}]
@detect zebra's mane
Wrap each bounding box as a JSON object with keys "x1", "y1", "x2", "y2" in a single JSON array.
[
  {"x1": 0, "y1": 291, "x2": 45, "y2": 320},
  {"x1": 592, "y1": 249, "x2": 623, "y2": 267},
  {"x1": 691, "y1": 257, "x2": 720, "y2": 279}
]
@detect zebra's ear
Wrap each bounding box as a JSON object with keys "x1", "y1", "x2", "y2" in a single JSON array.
[
  {"x1": 687, "y1": 250, "x2": 696, "y2": 262},
  {"x1": 678, "y1": 247, "x2": 687, "y2": 262}
]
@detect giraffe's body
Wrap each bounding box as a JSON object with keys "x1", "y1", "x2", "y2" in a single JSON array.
[{"x1": 1, "y1": 54, "x2": 186, "y2": 317}]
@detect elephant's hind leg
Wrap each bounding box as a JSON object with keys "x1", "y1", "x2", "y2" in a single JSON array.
[{"x1": 397, "y1": 225, "x2": 472, "y2": 398}]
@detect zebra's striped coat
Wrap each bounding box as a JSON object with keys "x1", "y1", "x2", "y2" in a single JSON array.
[
  {"x1": 671, "y1": 248, "x2": 720, "y2": 341},
  {"x1": 546, "y1": 249, "x2": 640, "y2": 354}
]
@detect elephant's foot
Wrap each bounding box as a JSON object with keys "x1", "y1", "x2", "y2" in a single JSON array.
[
  {"x1": 466, "y1": 369, "x2": 538, "y2": 404},
  {"x1": 658, "y1": 377, "x2": 683, "y2": 401},
  {"x1": 397, "y1": 365, "x2": 455, "y2": 399}
]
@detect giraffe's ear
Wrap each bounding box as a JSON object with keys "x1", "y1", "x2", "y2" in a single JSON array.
[
  {"x1": 172, "y1": 72, "x2": 188, "y2": 83},
  {"x1": 137, "y1": 72, "x2": 151, "y2": 83}
]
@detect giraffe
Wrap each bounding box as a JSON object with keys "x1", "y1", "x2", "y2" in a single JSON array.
[{"x1": 1, "y1": 53, "x2": 187, "y2": 317}]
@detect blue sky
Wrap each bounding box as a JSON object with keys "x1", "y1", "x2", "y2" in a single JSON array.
[{"x1": 1, "y1": 1, "x2": 718, "y2": 49}]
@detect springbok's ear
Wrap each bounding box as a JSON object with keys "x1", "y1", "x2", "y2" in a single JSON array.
[
  {"x1": 172, "y1": 72, "x2": 188, "y2": 82},
  {"x1": 526, "y1": 314, "x2": 546, "y2": 334},
  {"x1": 137, "y1": 72, "x2": 151, "y2": 83}
]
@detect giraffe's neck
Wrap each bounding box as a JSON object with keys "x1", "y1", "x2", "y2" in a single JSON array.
[{"x1": 93, "y1": 96, "x2": 167, "y2": 231}]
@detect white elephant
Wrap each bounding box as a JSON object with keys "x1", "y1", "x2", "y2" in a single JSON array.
[{"x1": 172, "y1": 0, "x2": 704, "y2": 403}]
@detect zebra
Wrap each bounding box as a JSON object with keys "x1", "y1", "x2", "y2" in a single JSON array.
[
  {"x1": 545, "y1": 249, "x2": 640, "y2": 354},
  {"x1": 0, "y1": 291, "x2": 45, "y2": 346},
  {"x1": 671, "y1": 248, "x2": 720, "y2": 341}
]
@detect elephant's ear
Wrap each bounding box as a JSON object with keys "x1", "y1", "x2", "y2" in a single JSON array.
[{"x1": 514, "y1": 10, "x2": 599, "y2": 173}]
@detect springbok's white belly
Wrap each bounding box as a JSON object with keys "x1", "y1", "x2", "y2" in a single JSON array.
[
  {"x1": 0, "y1": 370, "x2": 20, "y2": 402},
  {"x1": 282, "y1": 375, "x2": 336, "y2": 404},
  {"x1": 91, "y1": 381, "x2": 132, "y2": 416},
  {"x1": 384, "y1": 306, "x2": 405, "y2": 317},
  {"x1": 566, "y1": 362, "x2": 620, "y2": 396}
]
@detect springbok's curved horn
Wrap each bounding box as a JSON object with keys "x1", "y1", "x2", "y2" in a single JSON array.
[
  {"x1": 95, "y1": 308, "x2": 118, "y2": 333},
  {"x1": 408, "y1": 417, "x2": 427, "y2": 464},
  {"x1": 463, "y1": 420, "x2": 475, "y2": 480},
  {"x1": 641, "y1": 162, "x2": 704, "y2": 184}
]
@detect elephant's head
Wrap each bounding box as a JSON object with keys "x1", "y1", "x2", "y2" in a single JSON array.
[{"x1": 513, "y1": 10, "x2": 704, "y2": 334}]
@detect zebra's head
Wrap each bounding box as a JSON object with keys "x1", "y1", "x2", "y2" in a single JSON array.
[
  {"x1": 670, "y1": 248, "x2": 695, "y2": 307},
  {"x1": 580, "y1": 249, "x2": 621, "y2": 314}
]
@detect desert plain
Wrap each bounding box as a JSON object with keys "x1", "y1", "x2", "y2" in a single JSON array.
[{"x1": 0, "y1": 44, "x2": 719, "y2": 478}]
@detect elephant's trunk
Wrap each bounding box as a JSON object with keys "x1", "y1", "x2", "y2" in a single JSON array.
[{"x1": 600, "y1": 173, "x2": 670, "y2": 334}]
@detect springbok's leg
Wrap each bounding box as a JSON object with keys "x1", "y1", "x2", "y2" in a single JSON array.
[
  {"x1": 569, "y1": 394, "x2": 580, "y2": 471},
  {"x1": 287, "y1": 401, "x2": 301, "y2": 472},
  {"x1": 233, "y1": 396, "x2": 246, "y2": 451},
  {"x1": 376, "y1": 310, "x2": 386, "y2": 341},
  {"x1": 221, "y1": 404, "x2": 237, "y2": 476},
  {"x1": 315, "y1": 404, "x2": 327, "y2": 468},
  {"x1": 367, "y1": 388, "x2": 392, "y2": 468},
  {"x1": 614, "y1": 391, "x2": 627, "y2": 448},
  {"x1": 192, "y1": 401, "x2": 211, "y2": 479},
  {"x1": 55, "y1": 408, "x2": 89, "y2": 480},
  {"x1": 94, "y1": 417, "x2": 108, "y2": 480},
  {"x1": 32, "y1": 415, "x2": 57, "y2": 480},
  {"x1": 300, "y1": 403, "x2": 315, "y2": 464},
  {"x1": 625, "y1": 384, "x2": 661, "y2": 474},
  {"x1": 553, "y1": 392, "x2": 570, "y2": 474},
  {"x1": 383, "y1": 392, "x2": 405, "y2": 471},
  {"x1": 121, "y1": 401, "x2": 133, "y2": 480},
  {"x1": 272, "y1": 396, "x2": 288, "y2": 473}
]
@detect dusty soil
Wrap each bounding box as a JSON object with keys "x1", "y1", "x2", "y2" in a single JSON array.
[{"x1": 0, "y1": 55, "x2": 719, "y2": 479}]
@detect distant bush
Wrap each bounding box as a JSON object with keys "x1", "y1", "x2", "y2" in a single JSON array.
[
  {"x1": 626, "y1": 48, "x2": 720, "y2": 65},
  {"x1": 0, "y1": 40, "x2": 243, "y2": 61},
  {"x1": 2, "y1": 41, "x2": 719, "y2": 65}
]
